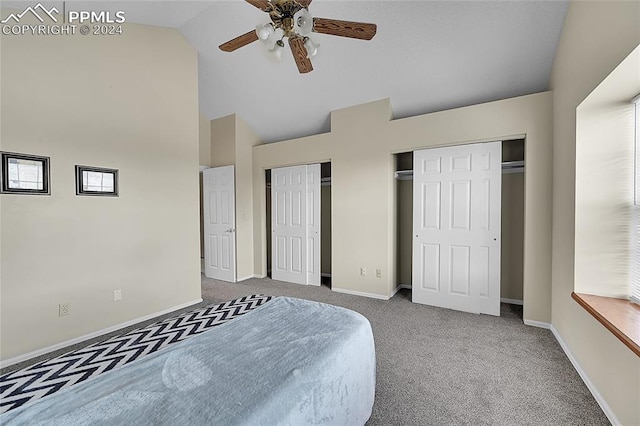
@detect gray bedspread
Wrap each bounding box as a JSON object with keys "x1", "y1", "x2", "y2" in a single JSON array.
[{"x1": 1, "y1": 297, "x2": 376, "y2": 425}]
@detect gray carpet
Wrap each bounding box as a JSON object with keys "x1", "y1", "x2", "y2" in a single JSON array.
[
  {"x1": 202, "y1": 276, "x2": 609, "y2": 426},
  {"x1": 2, "y1": 275, "x2": 609, "y2": 425}
]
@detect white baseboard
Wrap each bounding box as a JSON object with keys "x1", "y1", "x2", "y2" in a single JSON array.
[
  {"x1": 523, "y1": 319, "x2": 551, "y2": 329},
  {"x1": 501, "y1": 297, "x2": 523, "y2": 305},
  {"x1": 236, "y1": 275, "x2": 254, "y2": 282},
  {"x1": 237, "y1": 274, "x2": 267, "y2": 282},
  {"x1": 391, "y1": 284, "x2": 412, "y2": 298},
  {"x1": 550, "y1": 325, "x2": 620, "y2": 426},
  {"x1": 0, "y1": 298, "x2": 203, "y2": 369},
  {"x1": 321, "y1": 273, "x2": 332, "y2": 278},
  {"x1": 332, "y1": 287, "x2": 389, "y2": 300}
]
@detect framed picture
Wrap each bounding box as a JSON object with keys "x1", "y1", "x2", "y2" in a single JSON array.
[
  {"x1": 75, "y1": 165, "x2": 118, "y2": 197},
  {"x1": 0, "y1": 151, "x2": 50, "y2": 195}
]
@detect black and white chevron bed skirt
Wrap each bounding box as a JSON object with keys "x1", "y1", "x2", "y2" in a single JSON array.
[{"x1": 0, "y1": 294, "x2": 272, "y2": 414}]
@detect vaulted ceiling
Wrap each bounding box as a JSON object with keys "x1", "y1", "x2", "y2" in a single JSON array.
[{"x1": 2, "y1": 0, "x2": 569, "y2": 143}]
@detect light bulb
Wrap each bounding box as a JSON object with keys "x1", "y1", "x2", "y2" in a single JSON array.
[
  {"x1": 255, "y1": 23, "x2": 274, "y2": 41},
  {"x1": 304, "y1": 37, "x2": 319, "y2": 58},
  {"x1": 269, "y1": 40, "x2": 284, "y2": 61},
  {"x1": 293, "y1": 9, "x2": 313, "y2": 36}
]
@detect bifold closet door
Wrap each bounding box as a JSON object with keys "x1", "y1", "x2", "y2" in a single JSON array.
[
  {"x1": 271, "y1": 164, "x2": 320, "y2": 285},
  {"x1": 203, "y1": 165, "x2": 236, "y2": 283},
  {"x1": 412, "y1": 142, "x2": 501, "y2": 315}
]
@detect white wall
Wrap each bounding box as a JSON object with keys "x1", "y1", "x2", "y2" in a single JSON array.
[
  {"x1": 0, "y1": 21, "x2": 201, "y2": 360},
  {"x1": 549, "y1": 1, "x2": 640, "y2": 423}
]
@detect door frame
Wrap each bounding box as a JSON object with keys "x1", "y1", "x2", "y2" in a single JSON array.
[
  {"x1": 269, "y1": 163, "x2": 321, "y2": 286},
  {"x1": 202, "y1": 165, "x2": 237, "y2": 283}
]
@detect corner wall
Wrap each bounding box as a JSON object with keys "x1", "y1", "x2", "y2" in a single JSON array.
[
  {"x1": 208, "y1": 114, "x2": 261, "y2": 281},
  {"x1": 549, "y1": 1, "x2": 640, "y2": 423},
  {"x1": 252, "y1": 93, "x2": 553, "y2": 324},
  {"x1": 0, "y1": 22, "x2": 201, "y2": 360}
]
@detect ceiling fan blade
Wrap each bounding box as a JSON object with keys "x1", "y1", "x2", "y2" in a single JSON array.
[
  {"x1": 289, "y1": 37, "x2": 313, "y2": 74},
  {"x1": 219, "y1": 30, "x2": 259, "y2": 52},
  {"x1": 312, "y1": 18, "x2": 377, "y2": 40},
  {"x1": 245, "y1": 0, "x2": 271, "y2": 11},
  {"x1": 296, "y1": 0, "x2": 312, "y2": 7}
]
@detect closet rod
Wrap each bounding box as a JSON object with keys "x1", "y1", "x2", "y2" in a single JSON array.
[{"x1": 394, "y1": 161, "x2": 525, "y2": 180}]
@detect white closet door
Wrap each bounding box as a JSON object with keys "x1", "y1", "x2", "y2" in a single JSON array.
[
  {"x1": 203, "y1": 165, "x2": 236, "y2": 282},
  {"x1": 412, "y1": 142, "x2": 501, "y2": 315},
  {"x1": 306, "y1": 164, "x2": 321, "y2": 286},
  {"x1": 271, "y1": 164, "x2": 321, "y2": 285}
]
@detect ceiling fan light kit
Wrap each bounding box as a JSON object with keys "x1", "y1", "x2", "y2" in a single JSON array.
[
  {"x1": 256, "y1": 23, "x2": 274, "y2": 41},
  {"x1": 219, "y1": 0, "x2": 377, "y2": 74}
]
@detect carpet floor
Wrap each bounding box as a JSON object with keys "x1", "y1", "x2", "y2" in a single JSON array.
[
  {"x1": 202, "y1": 275, "x2": 609, "y2": 426},
  {"x1": 1, "y1": 275, "x2": 609, "y2": 425}
]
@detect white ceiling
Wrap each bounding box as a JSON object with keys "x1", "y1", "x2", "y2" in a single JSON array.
[{"x1": 2, "y1": 0, "x2": 569, "y2": 143}]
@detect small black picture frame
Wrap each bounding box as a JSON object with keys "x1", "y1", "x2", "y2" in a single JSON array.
[
  {"x1": 0, "y1": 151, "x2": 50, "y2": 195},
  {"x1": 75, "y1": 165, "x2": 118, "y2": 197}
]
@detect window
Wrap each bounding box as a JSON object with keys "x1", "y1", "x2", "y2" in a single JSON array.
[
  {"x1": 0, "y1": 152, "x2": 50, "y2": 195},
  {"x1": 75, "y1": 165, "x2": 118, "y2": 196},
  {"x1": 632, "y1": 95, "x2": 640, "y2": 304}
]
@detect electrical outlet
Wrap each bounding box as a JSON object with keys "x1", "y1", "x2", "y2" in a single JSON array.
[
  {"x1": 376, "y1": 269, "x2": 382, "y2": 278},
  {"x1": 59, "y1": 303, "x2": 70, "y2": 316},
  {"x1": 360, "y1": 267, "x2": 366, "y2": 276},
  {"x1": 113, "y1": 290, "x2": 122, "y2": 302}
]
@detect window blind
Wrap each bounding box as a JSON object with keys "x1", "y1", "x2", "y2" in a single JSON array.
[{"x1": 632, "y1": 96, "x2": 640, "y2": 304}]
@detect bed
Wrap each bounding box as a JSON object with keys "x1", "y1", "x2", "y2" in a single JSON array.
[{"x1": 0, "y1": 297, "x2": 376, "y2": 425}]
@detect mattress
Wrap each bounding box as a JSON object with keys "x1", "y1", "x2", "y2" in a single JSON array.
[{"x1": 0, "y1": 297, "x2": 376, "y2": 425}]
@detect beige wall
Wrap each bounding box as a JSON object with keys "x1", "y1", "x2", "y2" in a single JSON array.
[
  {"x1": 199, "y1": 114, "x2": 212, "y2": 167},
  {"x1": 549, "y1": 1, "x2": 640, "y2": 424},
  {"x1": 207, "y1": 114, "x2": 261, "y2": 280},
  {"x1": 235, "y1": 116, "x2": 261, "y2": 280},
  {"x1": 210, "y1": 114, "x2": 235, "y2": 167},
  {"x1": 199, "y1": 115, "x2": 211, "y2": 257},
  {"x1": 0, "y1": 22, "x2": 201, "y2": 360},
  {"x1": 251, "y1": 93, "x2": 553, "y2": 323}
]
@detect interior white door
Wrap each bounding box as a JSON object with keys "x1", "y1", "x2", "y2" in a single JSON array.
[
  {"x1": 272, "y1": 164, "x2": 321, "y2": 285},
  {"x1": 203, "y1": 165, "x2": 236, "y2": 282},
  {"x1": 412, "y1": 142, "x2": 501, "y2": 315}
]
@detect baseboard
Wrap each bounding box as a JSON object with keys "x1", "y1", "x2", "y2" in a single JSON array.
[
  {"x1": 236, "y1": 275, "x2": 254, "y2": 282},
  {"x1": 0, "y1": 298, "x2": 203, "y2": 369},
  {"x1": 550, "y1": 325, "x2": 620, "y2": 426},
  {"x1": 321, "y1": 273, "x2": 332, "y2": 278},
  {"x1": 391, "y1": 286, "x2": 402, "y2": 298},
  {"x1": 501, "y1": 297, "x2": 523, "y2": 305},
  {"x1": 391, "y1": 284, "x2": 412, "y2": 298},
  {"x1": 332, "y1": 287, "x2": 389, "y2": 300},
  {"x1": 523, "y1": 319, "x2": 551, "y2": 329},
  {"x1": 237, "y1": 274, "x2": 268, "y2": 282}
]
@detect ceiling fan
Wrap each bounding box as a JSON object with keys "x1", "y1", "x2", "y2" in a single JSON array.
[{"x1": 219, "y1": 0, "x2": 377, "y2": 74}]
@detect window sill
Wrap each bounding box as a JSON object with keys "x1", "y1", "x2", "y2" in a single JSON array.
[{"x1": 571, "y1": 292, "x2": 640, "y2": 357}]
